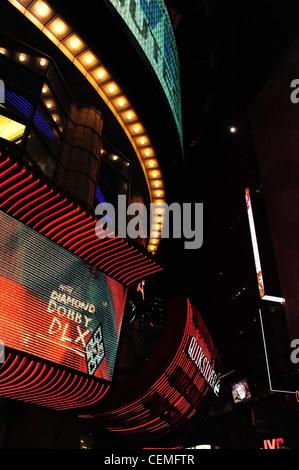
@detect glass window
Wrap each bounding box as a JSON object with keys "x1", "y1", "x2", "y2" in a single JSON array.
[
  {"x1": 3, "y1": 86, "x2": 34, "y2": 121},
  {"x1": 34, "y1": 104, "x2": 61, "y2": 155},
  {"x1": 25, "y1": 128, "x2": 56, "y2": 179},
  {"x1": 40, "y1": 82, "x2": 68, "y2": 132},
  {"x1": 0, "y1": 111, "x2": 26, "y2": 144}
]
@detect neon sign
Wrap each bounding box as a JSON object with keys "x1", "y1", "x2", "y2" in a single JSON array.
[
  {"x1": 104, "y1": 0, "x2": 183, "y2": 147},
  {"x1": 262, "y1": 438, "x2": 285, "y2": 449},
  {"x1": 187, "y1": 336, "x2": 220, "y2": 396},
  {"x1": 0, "y1": 211, "x2": 127, "y2": 381}
]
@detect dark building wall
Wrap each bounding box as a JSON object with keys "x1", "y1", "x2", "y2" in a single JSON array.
[
  {"x1": 249, "y1": 34, "x2": 299, "y2": 341},
  {"x1": 0, "y1": 398, "x2": 82, "y2": 449}
]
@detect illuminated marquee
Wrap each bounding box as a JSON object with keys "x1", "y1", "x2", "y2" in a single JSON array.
[
  {"x1": 105, "y1": 0, "x2": 183, "y2": 147},
  {"x1": 0, "y1": 211, "x2": 127, "y2": 381}
]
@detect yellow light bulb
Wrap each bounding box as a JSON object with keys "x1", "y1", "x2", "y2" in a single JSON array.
[
  {"x1": 84, "y1": 55, "x2": 93, "y2": 64},
  {"x1": 35, "y1": 2, "x2": 50, "y2": 17},
  {"x1": 97, "y1": 69, "x2": 105, "y2": 79}
]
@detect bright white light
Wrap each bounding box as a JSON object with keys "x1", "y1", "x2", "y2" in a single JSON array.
[
  {"x1": 245, "y1": 188, "x2": 265, "y2": 298},
  {"x1": 262, "y1": 295, "x2": 285, "y2": 304}
]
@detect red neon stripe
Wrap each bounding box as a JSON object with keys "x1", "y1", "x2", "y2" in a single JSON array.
[
  {"x1": 81, "y1": 238, "x2": 124, "y2": 260},
  {"x1": 0, "y1": 162, "x2": 20, "y2": 184},
  {"x1": 55, "y1": 379, "x2": 98, "y2": 407},
  {"x1": 117, "y1": 259, "x2": 156, "y2": 281},
  {"x1": 58, "y1": 216, "x2": 93, "y2": 244},
  {"x1": 87, "y1": 242, "x2": 130, "y2": 266},
  {"x1": 125, "y1": 266, "x2": 163, "y2": 284},
  {"x1": 0, "y1": 174, "x2": 34, "y2": 202},
  {"x1": 0, "y1": 361, "x2": 43, "y2": 393},
  {"x1": 0, "y1": 168, "x2": 27, "y2": 190},
  {"x1": 50, "y1": 213, "x2": 86, "y2": 241},
  {"x1": 0, "y1": 157, "x2": 11, "y2": 169},
  {"x1": 109, "y1": 417, "x2": 160, "y2": 432},
  {"x1": 63, "y1": 222, "x2": 97, "y2": 249},
  {"x1": 97, "y1": 246, "x2": 136, "y2": 270},
  {"x1": 16, "y1": 187, "x2": 53, "y2": 218},
  {"x1": 108, "y1": 254, "x2": 146, "y2": 276},
  {"x1": 12, "y1": 368, "x2": 57, "y2": 398},
  {"x1": 56, "y1": 383, "x2": 109, "y2": 410},
  {"x1": 1, "y1": 179, "x2": 40, "y2": 211},
  {"x1": 21, "y1": 192, "x2": 59, "y2": 222},
  {"x1": 40, "y1": 206, "x2": 81, "y2": 236},
  {"x1": 33, "y1": 200, "x2": 71, "y2": 230}
]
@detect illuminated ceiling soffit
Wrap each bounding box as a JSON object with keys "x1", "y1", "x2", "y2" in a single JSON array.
[{"x1": 8, "y1": 0, "x2": 167, "y2": 254}]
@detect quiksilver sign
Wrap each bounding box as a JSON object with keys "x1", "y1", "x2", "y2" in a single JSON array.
[{"x1": 188, "y1": 336, "x2": 220, "y2": 397}]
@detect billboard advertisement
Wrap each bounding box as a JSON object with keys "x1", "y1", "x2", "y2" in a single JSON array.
[
  {"x1": 231, "y1": 378, "x2": 252, "y2": 404},
  {"x1": 0, "y1": 211, "x2": 127, "y2": 381}
]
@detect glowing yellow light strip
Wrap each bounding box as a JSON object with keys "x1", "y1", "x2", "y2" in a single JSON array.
[{"x1": 8, "y1": 0, "x2": 166, "y2": 254}]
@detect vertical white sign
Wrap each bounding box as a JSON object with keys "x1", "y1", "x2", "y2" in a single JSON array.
[{"x1": 245, "y1": 188, "x2": 265, "y2": 298}]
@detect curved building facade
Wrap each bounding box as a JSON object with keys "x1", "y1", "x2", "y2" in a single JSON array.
[{"x1": 0, "y1": 0, "x2": 219, "y2": 449}]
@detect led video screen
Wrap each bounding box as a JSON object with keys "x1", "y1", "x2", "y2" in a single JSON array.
[
  {"x1": 105, "y1": 0, "x2": 183, "y2": 147},
  {"x1": 231, "y1": 379, "x2": 252, "y2": 404},
  {"x1": 0, "y1": 211, "x2": 127, "y2": 381}
]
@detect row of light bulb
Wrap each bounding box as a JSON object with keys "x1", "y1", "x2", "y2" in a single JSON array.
[{"x1": 10, "y1": 0, "x2": 166, "y2": 253}]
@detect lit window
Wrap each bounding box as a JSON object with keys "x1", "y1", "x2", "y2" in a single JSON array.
[{"x1": 0, "y1": 114, "x2": 26, "y2": 143}]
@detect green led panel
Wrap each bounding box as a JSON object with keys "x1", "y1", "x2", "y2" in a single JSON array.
[{"x1": 105, "y1": 0, "x2": 183, "y2": 148}]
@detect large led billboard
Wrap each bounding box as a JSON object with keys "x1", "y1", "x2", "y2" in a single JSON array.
[
  {"x1": 0, "y1": 211, "x2": 127, "y2": 381},
  {"x1": 104, "y1": 0, "x2": 183, "y2": 147}
]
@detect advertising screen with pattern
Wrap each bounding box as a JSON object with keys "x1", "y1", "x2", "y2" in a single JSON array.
[
  {"x1": 0, "y1": 211, "x2": 127, "y2": 381},
  {"x1": 105, "y1": 0, "x2": 183, "y2": 147}
]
